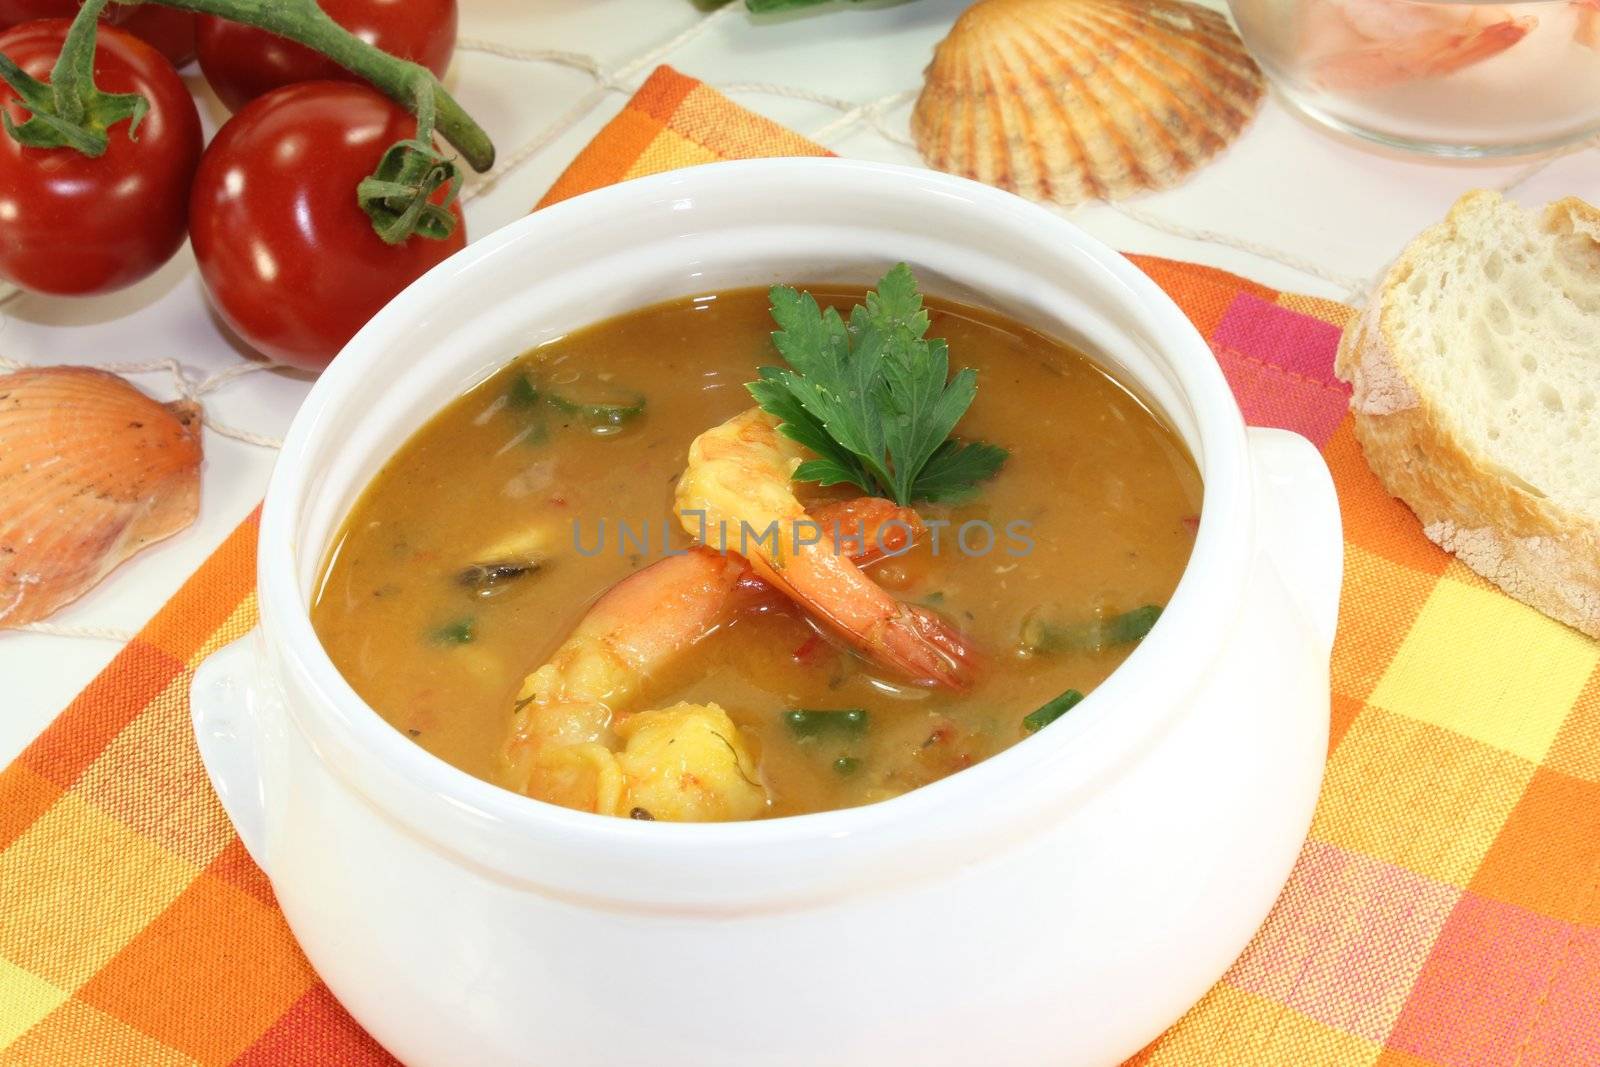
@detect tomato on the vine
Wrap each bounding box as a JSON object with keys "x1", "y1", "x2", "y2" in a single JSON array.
[
  {"x1": 0, "y1": 20, "x2": 201, "y2": 295},
  {"x1": 196, "y1": 0, "x2": 456, "y2": 112},
  {"x1": 189, "y1": 81, "x2": 466, "y2": 369},
  {"x1": 111, "y1": 3, "x2": 196, "y2": 67},
  {"x1": 0, "y1": 0, "x2": 196, "y2": 66}
]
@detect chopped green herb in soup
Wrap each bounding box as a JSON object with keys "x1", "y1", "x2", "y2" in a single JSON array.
[{"x1": 312, "y1": 270, "x2": 1201, "y2": 820}]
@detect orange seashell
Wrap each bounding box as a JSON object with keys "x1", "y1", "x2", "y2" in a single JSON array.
[
  {"x1": 0, "y1": 367, "x2": 202, "y2": 628},
  {"x1": 911, "y1": 0, "x2": 1265, "y2": 205}
]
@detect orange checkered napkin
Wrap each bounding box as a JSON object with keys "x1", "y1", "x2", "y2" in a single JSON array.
[{"x1": 3, "y1": 65, "x2": 1596, "y2": 1066}]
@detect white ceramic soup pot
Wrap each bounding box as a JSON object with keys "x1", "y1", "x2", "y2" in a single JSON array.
[{"x1": 192, "y1": 158, "x2": 1341, "y2": 1067}]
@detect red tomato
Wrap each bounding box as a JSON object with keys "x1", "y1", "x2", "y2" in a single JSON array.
[
  {"x1": 0, "y1": 21, "x2": 201, "y2": 295},
  {"x1": 189, "y1": 81, "x2": 466, "y2": 369},
  {"x1": 0, "y1": 0, "x2": 196, "y2": 66},
  {"x1": 196, "y1": 0, "x2": 456, "y2": 112},
  {"x1": 111, "y1": 4, "x2": 196, "y2": 67}
]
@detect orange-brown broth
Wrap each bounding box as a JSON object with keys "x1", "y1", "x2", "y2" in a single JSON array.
[{"x1": 311, "y1": 287, "x2": 1202, "y2": 817}]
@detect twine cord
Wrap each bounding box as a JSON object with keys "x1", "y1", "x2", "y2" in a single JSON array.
[
  {"x1": 6, "y1": 6, "x2": 1596, "y2": 646},
  {"x1": 0, "y1": 353, "x2": 289, "y2": 448}
]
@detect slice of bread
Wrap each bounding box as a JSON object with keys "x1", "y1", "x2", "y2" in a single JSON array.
[{"x1": 1335, "y1": 190, "x2": 1600, "y2": 638}]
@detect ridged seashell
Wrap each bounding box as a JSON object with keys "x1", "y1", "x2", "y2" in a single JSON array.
[
  {"x1": 911, "y1": 0, "x2": 1266, "y2": 205},
  {"x1": 0, "y1": 367, "x2": 202, "y2": 628}
]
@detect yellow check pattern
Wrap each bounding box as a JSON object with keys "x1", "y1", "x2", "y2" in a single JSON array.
[{"x1": 0, "y1": 66, "x2": 1595, "y2": 1066}]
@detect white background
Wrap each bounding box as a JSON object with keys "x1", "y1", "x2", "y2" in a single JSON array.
[{"x1": 3, "y1": 0, "x2": 1597, "y2": 763}]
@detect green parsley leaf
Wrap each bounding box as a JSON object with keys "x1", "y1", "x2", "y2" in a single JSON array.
[
  {"x1": 912, "y1": 439, "x2": 1011, "y2": 503},
  {"x1": 748, "y1": 263, "x2": 1008, "y2": 505}
]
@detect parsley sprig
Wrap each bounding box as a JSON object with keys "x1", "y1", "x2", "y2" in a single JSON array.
[{"x1": 747, "y1": 264, "x2": 1008, "y2": 506}]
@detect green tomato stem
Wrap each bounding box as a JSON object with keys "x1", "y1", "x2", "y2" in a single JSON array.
[
  {"x1": 0, "y1": 0, "x2": 149, "y2": 156},
  {"x1": 355, "y1": 75, "x2": 465, "y2": 245},
  {"x1": 127, "y1": 0, "x2": 493, "y2": 171},
  {"x1": 49, "y1": 0, "x2": 111, "y2": 124},
  {"x1": 0, "y1": 0, "x2": 491, "y2": 244}
]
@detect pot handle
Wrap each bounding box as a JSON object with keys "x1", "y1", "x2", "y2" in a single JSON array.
[
  {"x1": 1247, "y1": 427, "x2": 1344, "y2": 654},
  {"x1": 190, "y1": 630, "x2": 276, "y2": 874}
]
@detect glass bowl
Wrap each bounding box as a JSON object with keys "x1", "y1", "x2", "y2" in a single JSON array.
[{"x1": 1226, "y1": 0, "x2": 1600, "y2": 156}]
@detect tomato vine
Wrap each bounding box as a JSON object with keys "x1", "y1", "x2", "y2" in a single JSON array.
[
  {"x1": 0, "y1": 0, "x2": 147, "y2": 156},
  {"x1": 0, "y1": 0, "x2": 493, "y2": 245}
]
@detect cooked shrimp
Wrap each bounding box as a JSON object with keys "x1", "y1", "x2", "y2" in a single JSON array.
[
  {"x1": 503, "y1": 545, "x2": 745, "y2": 759},
  {"x1": 676, "y1": 407, "x2": 975, "y2": 689},
  {"x1": 735, "y1": 495, "x2": 924, "y2": 612},
  {"x1": 499, "y1": 504, "x2": 919, "y2": 818},
  {"x1": 1577, "y1": 0, "x2": 1600, "y2": 48},
  {"x1": 1305, "y1": 0, "x2": 1535, "y2": 90},
  {"x1": 526, "y1": 703, "x2": 767, "y2": 822},
  {"x1": 506, "y1": 499, "x2": 917, "y2": 752},
  {"x1": 500, "y1": 546, "x2": 758, "y2": 817},
  {"x1": 809, "y1": 496, "x2": 922, "y2": 565}
]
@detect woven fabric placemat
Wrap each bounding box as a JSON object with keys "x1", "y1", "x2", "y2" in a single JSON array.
[{"x1": 2, "y1": 66, "x2": 1595, "y2": 1067}]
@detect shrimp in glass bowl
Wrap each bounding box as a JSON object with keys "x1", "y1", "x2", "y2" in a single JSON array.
[{"x1": 1227, "y1": 0, "x2": 1600, "y2": 154}]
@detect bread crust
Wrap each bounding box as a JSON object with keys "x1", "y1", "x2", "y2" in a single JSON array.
[{"x1": 1334, "y1": 191, "x2": 1600, "y2": 638}]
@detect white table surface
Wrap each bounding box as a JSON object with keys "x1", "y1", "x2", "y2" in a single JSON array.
[{"x1": 3, "y1": 0, "x2": 1596, "y2": 765}]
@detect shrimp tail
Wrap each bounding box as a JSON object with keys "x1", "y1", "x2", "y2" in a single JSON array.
[
  {"x1": 753, "y1": 559, "x2": 976, "y2": 689},
  {"x1": 734, "y1": 496, "x2": 924, "y2": 612},
  {"x1": 678, "y1": 408, "x2": 980, "y2": 690},
  {"x1": 1313, "y1": 10, "x2": 1535, "y2": 90},
  {"x1": 889, "y1": 603, "x2": 979, "y2": 691},
  {"x1": 1578, "y1": 0, "x2": 1600, "y2": 49}
]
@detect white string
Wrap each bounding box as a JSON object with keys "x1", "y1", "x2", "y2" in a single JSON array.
[
  {"x1": 1496, "y1": 136, "x2": 1600, "y2": 197},
  {"x1": 0, "y1": 354, "x2": 185, "y2": 381},
  {"x1": 866, "y1": 108, "x2": 917, "y2": 150},
  {"x1": 0, "y1": 354, "x2": 288, "y2": 448},
  {"x1": 17, "y1": 621, "x2": 138, "y2": 642},
  {"x1": 462, "y1": 4, "x2": 742, "y2": 205},
  {"x1": 718, "y1": 81, "x2": 865, "y2": 113},
  {"x1": 193, "y1": 358, "x2": 296, "y2": 394},
  {"x1": 9, "y1": 0, "x2": 1590, "y2": 652},
  {"x1": 455, "y1": 40, "x2": 606, "y2": 78},
  {"x1": 200, "y1": 415, "x2": 285, "y2": 450},
  {"x1": 446, "y1": 5, "x2": 1403, "y2": 299},
  {"x1": 463, "y1": 85, "x2": 614, "y2": 204},
  {"x1": 809, "y1": 89, "x2": 917, "y2": 144},
  {"x1": 1328, "y1": 138, "x2": 1600, "y2": 310},
  {"x1": 699, "y1": 75, "x2": 1386, "y2": 293},
  {"x1": 610, "y1": 3, "x2": 741, "y2": 83},
  {"x1": 1106, "y1": 201, "x2": 1374, "y2": 295}
]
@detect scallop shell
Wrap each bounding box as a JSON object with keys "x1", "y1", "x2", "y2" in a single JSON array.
[
  {"x1": 911, "y1": 0, "x2": 1266, "y2": 205},
  {"x1": 0, "y1": 367, "x2": 202, "y2": 628}
]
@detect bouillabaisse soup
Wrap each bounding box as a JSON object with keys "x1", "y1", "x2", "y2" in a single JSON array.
[{"x1": 312, "y1": 272, "x2": 1202, "y2": 821}]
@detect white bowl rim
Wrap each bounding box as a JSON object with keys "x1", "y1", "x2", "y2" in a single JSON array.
[{"x1": 256, "y1": 157, "x2": 1253, "y2": 858}]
